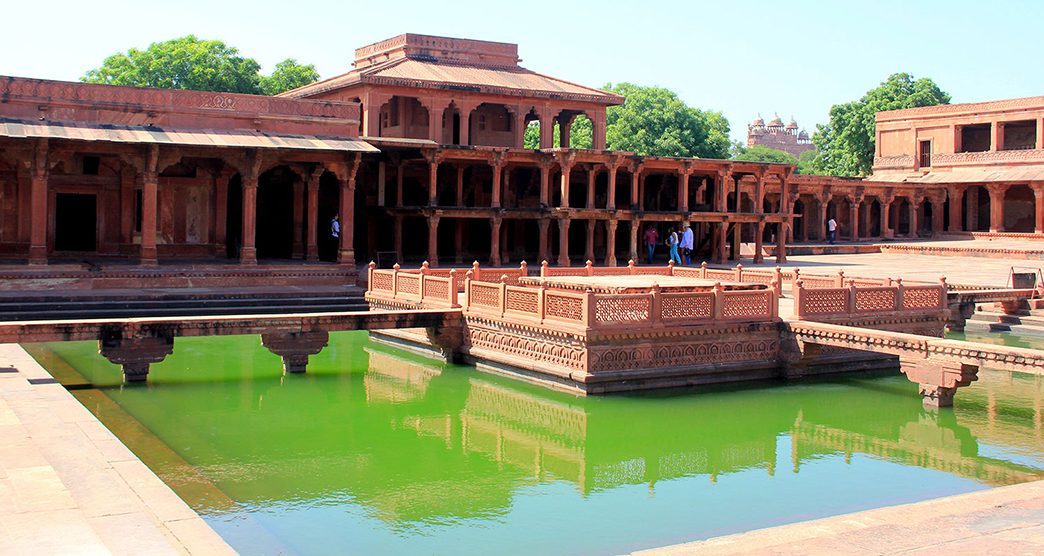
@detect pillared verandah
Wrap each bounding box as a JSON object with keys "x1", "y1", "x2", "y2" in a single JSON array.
[{"x1": 0, "y1": 33, "x2": 1043, "y2": 287}]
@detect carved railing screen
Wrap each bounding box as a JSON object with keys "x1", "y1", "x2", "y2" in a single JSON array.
[
  {"x1": 397, "y1": 273, "x2": 421, "y2": 297},
  {"x1": 721, "y1": 291, "x2": 774, "y2": 320},
  {"x1": 853, "y1": 287, "x2": 897, "y2": 313},
  {"x1": 660, "y1": 292, "x2": 714, "y2": 320},
  {"x1": 594, "y1": 295, "x2": 651, "y2": 324},
  {"x1": 469, "y1": 283, "x2": 501, "y2": 308},
  {"x1": 544, "y1": 293, "x2": 585, "y2": 322},
  {"x1": 794, "y1": 281, "x2": 946, "y2": 319},
  {"x1": 422, "y1": 278, "x2": 449, "y2": 302},
  {"x1": 903, "y1": 286, "x2": 944, "y2": 310},
  {"x1": 505, "y1": 287, "x2": 539, "y2": 315}
]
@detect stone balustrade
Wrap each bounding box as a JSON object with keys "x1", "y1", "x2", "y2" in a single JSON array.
[{"x1": 793, "y1": 278, "x2": 947, "y2": 320}]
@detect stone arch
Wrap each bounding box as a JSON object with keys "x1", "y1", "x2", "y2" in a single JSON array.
[
  {"x1": 962, "y1": 185, "x2": 990, "y2": 232},
  {"x1": 378, "y1": 96, "x2": 428, "y2": 140},
  {"x1": 470, "y1": 103, "x2": 514, "y2": 147},
  {"x1": 255, "y1": 165, "x2": 302, "y2": 260}
]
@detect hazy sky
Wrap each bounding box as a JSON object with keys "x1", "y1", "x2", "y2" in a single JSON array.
[{"x1": 2, "y1": 0, "x2": 1041, "y2": 143}]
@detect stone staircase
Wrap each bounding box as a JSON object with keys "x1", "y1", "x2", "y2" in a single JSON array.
[
  {"x1": 0, "y1": 286, "x2": 368, "y2": 322},
  {"x1": 966, "y1": 299, "x2": 1044, "y2": 337}
]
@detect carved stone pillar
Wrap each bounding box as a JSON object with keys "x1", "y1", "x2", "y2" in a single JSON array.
[
  {"x1": 240, "y1": 159, "x2": 259, "y2": 266},
  {"x1": 909, "y1": 198, "x2": 922, "y2": 237},
  {"x1": 261, "y1": 331, "x2": 329, "y2": 374},
  {"x1": 678, "y1": 170, "x2": 691, "y2": 212},
  {"x1": 557, "y1": 218, "x2": 571, "y2": 266},
  {"x1": 948, "y1": 186, "x2": 965, "y2": 232},
  {"x1": 490, "y1": 217, "x2": 502, "y2": 266},
  {"x1": 818, "y1": 197, "x2": 829, "y2": 241},
  {"x1": 305, "y1": 168, "x2": 321, "y2": 261},
  {"x1": 559, "y1": 160, "x2": 574, "y2": 208},
  {"x1": 931, "y1": 194, "x2": 945, "y2": 237},
  {"x1": 1033, "y1": 183, "x2": 1044, "y2": 234},
  {"x1": 628, "y1": 219, "x2": 639, "y2": 262},
  {"x1": 455, "y1": 165, "x2": 464, "y2": 206},
  {"x1": 606, "y1": 219, "x2": 618, "y2": 266},
  {"x1": 586, "y1": 165, "x2": 597, "y2": 209},
  {"x1": 754, "y1": 221, "x2": 765, "y2": 264},
  {"x1": 754, "y1": 172, "x2": 764, "y2": 214},
  {"x1": 606, "y1": 163, "x2": 618, "y2": 210},
  {"x1": 428, "y1": 214, "x2": 440, "y2": 267},
  {"x1": 539, "y1": 111, "x2": 554, "y2": 149},
  {"x1": 538, "y1": 218, "x2": 550, "y2": 263},
  {"x1": 140, "y1": 144, "x2": 159, "y2": 266},
  {"x1": 849, "y1": 198, "x2": 861, "y2": 241},
  {"x1": 539, "y1": 159, "x2": 552, "y2": 207},
  {"x1": 631, "y1": 164, "x2": 643, "y2": 209},
  {"x1": 490, "y1": 157, "x2": 504, "y2": 208},
  {"x1": 337, "y1": 155, "x2": 361, "y2": 266},
  {"x1": 585, "y1": 219, "x2": 596, "y2": 263},
  {"x1": 28, "y1": 139, "x2": 48, "y2": 265},
  {"x1": 428, "y1": 158, "x2": 440, "y2": 206},
  {"x1": 776, "y1": 220, "x2": 787, "y2": 264},
  {"x1": 987, "y1": 184, "x2": 1006, "y2": 233},
  {"x1": 881, "y1": 194, "x2": 895, "y2": 239}
]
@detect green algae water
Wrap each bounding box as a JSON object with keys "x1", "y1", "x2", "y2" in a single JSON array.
[{"x1": 28, "y1": 331, "x2": 1044, "y2": 555}]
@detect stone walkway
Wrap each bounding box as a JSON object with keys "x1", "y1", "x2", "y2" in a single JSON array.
[
  {"x1": 636, "y1": 479, "x2": 1044, "y2": 555},
  {"x1": 0, "y1": 344, "x2": 233, "y2": 555}
]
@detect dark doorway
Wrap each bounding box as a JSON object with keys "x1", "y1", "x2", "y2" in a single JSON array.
[
  {"x1": 256, "y1": 168, "x2": 296, "y2": 259},
  {"x1": 226, "y1": 175, "x2": 242, "y2": 258},
  {"x1": 54, "y1": 193, "x2": 96, "y2": 252}
]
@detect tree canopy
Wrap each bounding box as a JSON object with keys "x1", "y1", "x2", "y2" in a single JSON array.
[
  {"x1": 806, "y1": 73, "x2": 950, "y2": 177},
  {"x1": 82, "y1": 35, "x2": 319, "y2": 96},
  {"x1": 523, "y1": 83, "x2": 731, "y2": 159},
  {"x1": 731, "y1": 145, "x2": 798, "y2": 165}
]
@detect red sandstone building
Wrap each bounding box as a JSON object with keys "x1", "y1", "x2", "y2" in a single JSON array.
[
  {"x1": 747, "y1": 114, "x2": 814, "y2": 159},
  {"x1": 0, "y1": 33, "x2": 1042, "y2": 287}
]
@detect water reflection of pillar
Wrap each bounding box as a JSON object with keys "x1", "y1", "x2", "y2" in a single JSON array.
[{"x1": 260, "y1": 331, "x2": 329, "y2": 374}]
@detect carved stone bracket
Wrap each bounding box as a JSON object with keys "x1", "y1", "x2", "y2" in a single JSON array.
[
  {"x1": 260, "y1": 330, "x2": 330, "y2": 373},
  {"x1": 98, "y1": 329, "x2": 175, "y2": 383}
]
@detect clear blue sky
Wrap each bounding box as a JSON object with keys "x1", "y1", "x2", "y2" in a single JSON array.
[{"x1": 3, "y1": 0, "x2": 1041, "y2": 143}]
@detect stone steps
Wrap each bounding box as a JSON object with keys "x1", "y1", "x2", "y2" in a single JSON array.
[{"x1": 966, "y1": 309, "x2": 1044, "y2": 337}]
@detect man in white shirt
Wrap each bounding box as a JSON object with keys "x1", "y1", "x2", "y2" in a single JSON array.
[
  {"x1": 827, "y1": 217, "x2": 837, "y2": 244},
  {"x1": 680, "y1": 224, "x2": 694, "y2": 265}
]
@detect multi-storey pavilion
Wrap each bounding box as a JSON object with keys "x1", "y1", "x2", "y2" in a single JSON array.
[{"x1": 0, "y1": 33, "x2": 1040, "y2": 286}]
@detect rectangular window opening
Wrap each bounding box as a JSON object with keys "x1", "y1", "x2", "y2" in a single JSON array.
[
  {"x1": 1002, "y1": 120, "x2": 1036, "y2": 151},
  {"x1": 958, "y1": 124, "x2": 991, "y2": 152},
  {"x1": 919, "y1": 140, "x2": 931, "y2": 168}
]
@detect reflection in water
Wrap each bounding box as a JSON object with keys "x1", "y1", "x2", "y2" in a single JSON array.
[{"x1": 27, "y1": 332, "x2": 1044, "y2": 556}]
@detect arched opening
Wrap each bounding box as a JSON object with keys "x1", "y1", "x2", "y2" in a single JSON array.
[
  {"x1": 255, "y1": 166, "x2": 299, "y2": 260},
  {"x1": 920, "y1": 199, "x2": 934, "y2": 235},
  {"x1": 565, "y1": 113, "x2": 593, "y2": 149},
  {"x1": 793, "y1": 199, "x2": 806, "y2": 241},
  {"x1": 868, "y1": 198, "x2": 882, "y2": 237},
  {"x1": 470, "y1": 103, "x2": 514, "y2": 147},
  {"x1": 1004, "y1": 184, "x2": 1035, "y2": 233},
  {"x1": 617, "y1": 170, "x2": 634, "y2": 209},
  {"x1": 378, "y1": 96, "x2": 428, "y2": 140},
  {"x1": 443, "y1": 103, "x2": 463, "y2": 145},
  {"x1": 522, "y1": 109, "x2": 541, "y2": 149},
  {"x1": 895, "y1": 197, "x2": 911, "y2": 236}
]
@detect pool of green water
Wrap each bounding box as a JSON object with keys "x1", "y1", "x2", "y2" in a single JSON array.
[{"x1": 28, "y1": 331, "x2": 1044, "y2": 556}]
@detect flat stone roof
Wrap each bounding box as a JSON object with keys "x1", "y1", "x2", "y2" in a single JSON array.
[{"x1": 517, "y1": 275, "x2": 765, "y2": 293}]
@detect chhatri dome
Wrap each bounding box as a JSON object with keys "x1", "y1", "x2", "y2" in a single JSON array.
[
  {"x1": 768, "y1": 114, "x2": 784, "y2": 127},
  {"x1": 786, "y1": 117, "x2": 798, "y2": 130},
  {"x1": 751, "y1": 114, "x2": 765, "y2": 126}
]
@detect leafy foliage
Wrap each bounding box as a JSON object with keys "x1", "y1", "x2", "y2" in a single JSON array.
[
  {"x1": 796, "y1": 149, "x2": 817, "y2": 174},
  {"x1": 807, "y1": 73, "x2": 950, "y2": 176},
  {"x1": 731, "y1": 145, "x2": 798, "y2": 165},
  {"x1": 522, "y1": 83, "x2": 730, "y2": 158},
  {"x1": 82, "y1": 36, "x2": 318, "y2": 96}
]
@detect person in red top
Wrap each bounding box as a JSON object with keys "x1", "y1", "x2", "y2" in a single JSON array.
[{"x1": 643, "y1": 225, "x2": 659, "y2": 264}]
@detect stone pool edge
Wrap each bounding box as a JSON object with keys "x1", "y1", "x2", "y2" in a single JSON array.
[
  {"x1": 0, "y1": 343, "x2": 235, "y2": 555},
  {"x1": 635, "y1": 477, "x2": 1044, "y2": 555}
]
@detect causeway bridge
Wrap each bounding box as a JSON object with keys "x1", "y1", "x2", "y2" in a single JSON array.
[{"x1": 1, "y1": 309, "x2": 461, "y2": 381}]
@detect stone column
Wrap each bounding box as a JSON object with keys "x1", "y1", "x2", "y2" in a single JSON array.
[
  {"x1": 948, "y1": 187, "x2": 965, "y2": 232},
  {"x1": 305, "y1": 169, "x2": 321, "y2": 261},
  {"x1": 557, "y1": 218, "x2": 571, "y2": 266},
  {"x1": 455, "y1": 165, "x2": 465, "y2": 207},
  {"x1": 427, "y1": 99, "x2": 449, "y2": 143},
  {"x1": 606, "y1": 164, "x2": 618, "y2": 210},
  {"x1": 139, "y1": 145, "x2": 159, "y2": 266},
  {"x1": 510, "y1": 108, "x2": 526, "y2": 148},
  {"x1": 1034, "y1": 183, "x2": 1044, "y2": 234},
  {"x1": 606, "y1": 219, "x2": 618, "y2": 266},
  {"x1": 586, "y1": 165, "x2": 597, "y2": 209},
  {"x1": 882, "y1": 195, "x2": 894, "y2": 239},
  {"x1": 731, "y1": 223, "x2": 741, "y2": 260},
  {"x1": 967, "y1": 188, "x2": 980, "y2": 231},
  {"x1": 538, "y1": 218, "x2": 551, "y2": 263},
  {"x1": 909, "y1": 198, "x2": 921, "y2": 238},
  {"x1": 754, "y1": 221, "x2": 765, "y2": 264},
  {"x1": 490, "y1": 159, "x2": 503, "y2": 208},
  {"x1": 678, "y1": 171, "x2": 691, "y2": 212},
  {"x1": 490, "y1": 217, "x2": 502, "y2": 266},
  {"x1": 585, "y1": 219, "x2": 596, "y2": 263},
  {"x1": 818, "y1": 198, "x2": 829, "y2": 242},
  {"x1": 459, "y1": 107, "x2": 471, "y2": 146},
  {"x1": 591, "y1": 111, "x2": 608, "y2": 150},
  {"x1": 240, "y1": 155, "x2": 259, "y2": 265},
  {"x1": 987, "y1": 184, "x2": 1006, "y2": 233},
  {"x1": 559, "y1": 161, "x2": 574, "y2": 208},
  {"x1": 776, "y1": 220, "x2": 787, "y2": 264},
  {"x1": 716, "y1": 172, "x2": 728, "y2": 212},
  {"x1": 931, "y1": 195, "x2": 945, "y2": 237},
  {"x1": 539, "y1": 160, "x2": 552, "y2": 207},
  {"x1": 392, "y1": 214, "x2": 403, "y2": 263},
  {"x1": 427, "y1": 214, "x2": 440, "y2": 266},
  {"x1": 539, "y1": 111, "x2": 554, "y2": 149},
  {"x1": 336, "y1": 154, "x2": 361, "y2": 266},
  {"x1": 754, "y1": 173, "x2": 765, "y2": 213},
  {"x1": 395, "y1": 162, "x2": 404, "y2": 206},
  {"x1": 292, "y1": 178, "x2": 305, "y2": 259},
  {"x1": 559, "y1": 113, "x2": 573, "y2": 148},
  {"x1": 628, "y1": 220, "x2": 639, "y2": 262},
  {"x1": 27, "y1": 139, "x2": 49, "y2": 265},
  {"x1": 630, "y1": 167, "x2": 641, "y2": 209},
  {"x1": 991, "y1": 122, "x2": 1003, "y2": 152},
  {"x1": 849, "y1": 199, "x2": 861, "y2": 241},
  {"x1": 428, "y1": 158, "x2": 440, "y2": 206},
  {"x1": 713, "y1": 222, "x2": 727, "y2": 264}
]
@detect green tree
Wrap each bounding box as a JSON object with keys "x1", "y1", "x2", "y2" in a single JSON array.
[
  {"x1": 732, "y1": 145, "x2": 798, "y2": 164},
  {"x1": 82, "y1": 36, "x2": 319, "y2": 96},
  {"x1": 796, "y1": 149, "x2": 817, "y2": 174},
  {"x1": 260, "y1": 59, "x2": 319, "y2": 96},
  {"x1": 808, "y1": 73, "x2": 950, "y2": 176},
  {"x1": 523, "y1": 83, "x2": 730, "y2": 158}
]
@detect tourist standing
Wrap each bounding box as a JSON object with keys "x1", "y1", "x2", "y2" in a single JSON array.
[
  {"x1": 668, "y1": 227, "x2": 682, "y2": 265},
  {"x1": 643, "y1": 225, "x2": 659, "y2": 264},
  {"x1": 680, "y1": 224, "x2": 694, "y2": 265},
  {"x1": 827, "y1": 217, "x2": 837, "y2": 244}
]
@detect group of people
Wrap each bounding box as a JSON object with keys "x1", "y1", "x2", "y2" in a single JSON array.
[{"x1": 643, "y1": 224, "x2": 694, "y2": 266}]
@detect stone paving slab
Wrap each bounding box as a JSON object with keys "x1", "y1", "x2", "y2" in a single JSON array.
[
  {"x1": 635, "y1": 479, "x2": 1044, "y2": 555},
  {"x1": 0, "y1": 344, "x2": 234, "y2": 556}
]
